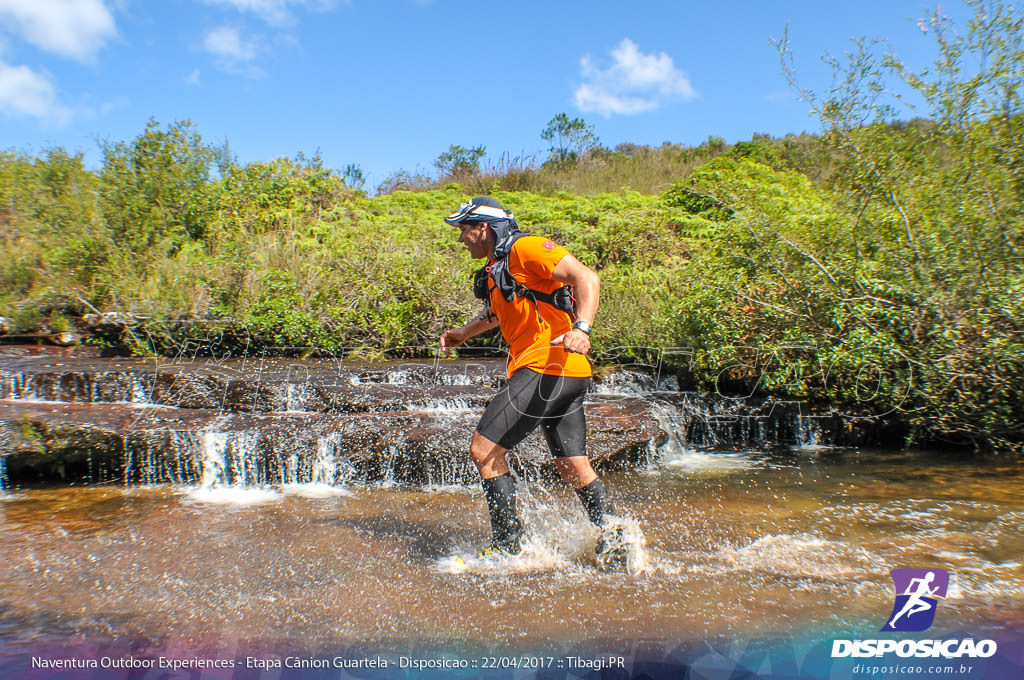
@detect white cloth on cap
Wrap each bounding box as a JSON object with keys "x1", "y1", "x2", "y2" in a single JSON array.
[{"x1": 445, "y1": 202, "x2": 512, "y2": 225}]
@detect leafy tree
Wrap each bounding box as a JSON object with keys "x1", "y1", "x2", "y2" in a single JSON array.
[
  {"x1": 541, "y1": 113, "x2": 599, "y2": 166},
  {"x1": 211, "y1": 139, "x2": 236, "y2": 178},
  {"x1": 753, "y1": 0, "x2": 1024, "y2": 450},
  {"x1": 217, "y1": 153, "x2": 346, "y2": 234},
  {"x1": 433, "y1": 144, "x2": 486, "y2": 178},
  {"x1": 376, "y1": 169, "x2": 432, "y2": 195},
  {"x1": 342, "y1": 163, "x2": 366, "y2": 190},
  {"x1": 100, "y1": 118, "x2": 219, "y2": 251}
]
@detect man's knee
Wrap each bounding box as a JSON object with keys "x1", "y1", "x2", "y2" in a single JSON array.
[
  {"x1": 469, "y1": 431, "x2": 494, "y2": 463},
  {"x1": 470, "y1": 431, "x2": 509, "y2": 476}
]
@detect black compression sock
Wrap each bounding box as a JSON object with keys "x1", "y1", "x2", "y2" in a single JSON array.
[
  {"x1": 481, "y1": 473, "x2": 523, "y2": 550},
  {"x1": 575, "y1": 478, "x2": 616, "y2": 526}
]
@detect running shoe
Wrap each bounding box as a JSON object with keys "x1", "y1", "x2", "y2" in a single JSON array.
[{"x1": 596, "y1": 526, "x2": 629, "y2": 570}]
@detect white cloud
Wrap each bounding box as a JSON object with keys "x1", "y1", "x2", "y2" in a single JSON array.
[
  {"x1": 203, "y1": 0, "x2": 335, "y2": 27},
  {"x1": 184, "y1": 68, "x2": 201, "y2": 86},
  {"x1": 202, "y1": 26, "x2": 265, "y2": 77},
  {"x1": 204, "y1": 25, "x2": 256, "y2": 61},
  {"x1": 573, "y1": 83, "x2": 657, "y2": 116},
  {"x1": 0, "y1": 59, "x2": 69, "y2": 122},
  {"x1": 198, "y1": 1, "x2": 331, "y2": 76},
  {"x1": 0, "y1": 0, "x2": 116, "y2": 61},
  {"x1": 573, "y1": 39, "x2": 697, "y2": 117}
]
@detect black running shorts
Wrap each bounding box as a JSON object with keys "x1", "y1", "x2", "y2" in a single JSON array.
[{"x1": 475, "y1": 368, "x2": 589, "y2": 457}]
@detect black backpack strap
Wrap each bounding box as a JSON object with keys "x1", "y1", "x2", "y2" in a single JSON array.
[
  {"x1": 471, "y1": 234, "x2": 578, "y2": 322},
  {"x1": 516, "y1": 283, "x2": 578, "y2": 321}
]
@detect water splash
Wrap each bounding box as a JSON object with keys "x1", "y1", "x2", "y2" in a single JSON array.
[
  {"x1": 660, "y1": 450, "x2": 759, "y2": 474},
  {"x1": 706, "y1": 533, "x2": 883, "y2": 580},
  {"x1": 434, "y1": 535, "x2": 575, "y2": 576},
  {"x1": 597, "y1": 514, "x2": 650, "y2": 574},
  {"x1": 435, "y1": 482, "x2": 651, "y2": 576}
]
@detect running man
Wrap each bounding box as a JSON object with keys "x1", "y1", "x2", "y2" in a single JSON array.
[
  {"x1": 439, "y1": 196, "x2": 624, "y2": 565},
  {"x1": 888, "y1": 571, "x2": 939, "y2": 627}
]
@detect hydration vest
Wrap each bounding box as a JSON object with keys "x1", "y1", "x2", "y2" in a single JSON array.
[{"x1": 472, "y1": 232, "x2": 577, "y2": 322}]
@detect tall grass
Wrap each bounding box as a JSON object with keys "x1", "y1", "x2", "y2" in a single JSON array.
[{"x1": 0, "y1": 106, "x2": 1020, "y2": 451}]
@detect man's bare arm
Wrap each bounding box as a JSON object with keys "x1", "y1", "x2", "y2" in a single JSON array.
[
  {"x1": 440, "y1": 307, "x2": 500, "y2": 353},
  {"x1": 550, "y1": 253, "x2": 600, "y2": 354}
]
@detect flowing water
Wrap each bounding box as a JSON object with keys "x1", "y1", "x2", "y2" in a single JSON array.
[
  {"x1": 2, "y1": 446, "x2": 1022, "y2": 669},
  {"x1": 1, "y1": 350, "x2": 1022, "y2": 675}
]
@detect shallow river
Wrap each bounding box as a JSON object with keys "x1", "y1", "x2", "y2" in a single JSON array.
[{"x1": 2, "y1": 447, "x2": 1023, "y2": 676}]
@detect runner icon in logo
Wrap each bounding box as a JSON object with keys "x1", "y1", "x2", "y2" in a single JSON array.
[{"x1": 881, "y1": 568, "x2": 949, "y2": 632}]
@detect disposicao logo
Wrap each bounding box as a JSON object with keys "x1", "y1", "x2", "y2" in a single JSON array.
[
  {"x1": 831, "y1": 568, "x2": 998, "y2": 660},
  {"x1": 881, "y1": 568, "x2": 949, "y2": 632}
]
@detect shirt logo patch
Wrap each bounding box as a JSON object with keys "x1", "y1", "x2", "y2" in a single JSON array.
[{"x1": 543, "y1": 240, "x2": 557, "y2": 251}]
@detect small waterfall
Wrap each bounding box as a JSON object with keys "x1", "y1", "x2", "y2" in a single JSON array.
[
  {"x1": 284, "y1": 452, "x2": 299, "y2": 484},
  {"x1": 187, "y1": 429, "x2": 279, "y2": 504},
  {"x1": 284, "y1": 383, "x2": 308, "y2": 412},
  {"x1": 649, "y1": 401, "x2": 695, "y2": 457},
  {"x1": 311, "y1": 433, "x2": 341, "y2": 484},
  {"x1": 1, "y1": 371, "x2": 38, "y2": 401},
  {"x1": 278, "y1": 432, "x2": 354, "y2": 497},
  {"x1": 129, "y1": 374, "x2": 153, "y2": 404},
  {"x1": 646, "y1": 399, "x2": 763, "y2": 474},
  {"x1": 0, "y1": 368, "x2": 154, "y2": 404},
  {"x1": 199, "y1": 431, "x2": 229, "y2": 488},
  {"x1": 592, "y1": 371, "x2": 657, "y2": 396},
  {"x1": 425, "y1": 453, "x2": 472, "y2": 488},
  {"x1": 385, "y1": 370, "x2": 412, "y2": 384},
  {"x1": 228, "y1": 431, "x2": 260, "y2": 486},
  {"x1": 195, "y1": 428, "x2": 262, "y2": 487},
  {"x1": 408, "y1": 397, "x2": 474, "y2": 413},
  {"x1": 795, "y1": 414, "x2": 826, "y2": 450},
  {"x1": 2, "y1": 352, "x2": 860, "y2": 491},
  {"x1": 167, "y1": 430, "x2": 205, "y2": 483},
  {"x1": 351, "y1": 369, "x2": 413, "y2": 385},
  {"x1": 159, "y1": 422, "x2": 356, "y2": 498},
  {"x1": 378, "y1": 445, "x2": 399, "y2": 487},
  {"x1": 437, "y1": 373, "x2": 472, "y2": 386}
]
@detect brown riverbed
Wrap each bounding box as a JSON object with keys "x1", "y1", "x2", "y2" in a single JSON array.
[{"x1": 2, "y1": 448, "x2": 1022, "y2": 663}]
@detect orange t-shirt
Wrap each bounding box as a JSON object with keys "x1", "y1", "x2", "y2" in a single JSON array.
[{"x1": 487, "y1": 235, "x2": 592, "y2": 378}]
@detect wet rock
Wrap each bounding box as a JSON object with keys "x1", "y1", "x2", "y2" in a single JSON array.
[
  {"x1": 0, "y1": 347, "x2": 909, "y2": 489},
  {"x1": 0, "y1": 332, "x2": 80, "y2": 347},
  {"x1": 577, "y1": 397, "x2": 668, "y2": 467},
  {"x1": 0, "y1": 394, "x2": 666, "y2": 487},
  {"x1": 0, "y1": 354, "x2": 508, "y2": 413},
  {"x1": 0, "y1": 402, "x2": 132, "y2": 484}
]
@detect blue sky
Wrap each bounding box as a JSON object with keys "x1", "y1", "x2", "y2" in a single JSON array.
[{"x1": 0, "y1": 0, "x2": 965, "y2": 189}]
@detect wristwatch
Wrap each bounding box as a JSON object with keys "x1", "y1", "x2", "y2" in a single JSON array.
[{"x1": 572, "y1": 321, "x2": 592, "y2": 335}]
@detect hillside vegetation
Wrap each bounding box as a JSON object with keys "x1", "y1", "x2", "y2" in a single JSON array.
[{"x1": 1, "y1": 1, "x2": 1021, "y2": 451}]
